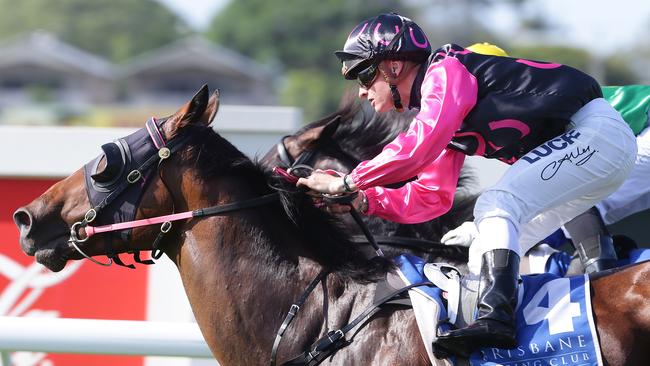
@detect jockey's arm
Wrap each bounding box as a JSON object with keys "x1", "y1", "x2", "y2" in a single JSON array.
[
  {"x1": 362, "y1": 148, "x2": 465, "y2": 224},
  {"x1": 349, "y1": 57, "x2": 478, "y2": 190}
]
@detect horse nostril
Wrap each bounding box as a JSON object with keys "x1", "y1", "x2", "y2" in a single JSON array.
[{"x1": 13, "y1": 208, "x2": 33, "y2": 231}]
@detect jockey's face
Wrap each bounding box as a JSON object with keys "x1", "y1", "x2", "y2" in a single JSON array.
[
  {"x1": 357, "y1": 65, "x2": 393, "y2": 113},
  {"x1": 357, "y1": 60, "x2": 418, "y2": 113}
]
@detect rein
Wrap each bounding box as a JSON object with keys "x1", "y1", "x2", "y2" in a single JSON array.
[
  {"x1": 351, "y1": 235, "x2": 445, "y2": 253},
  {"x1": 81, "y1": 193, "x2": 280, "y2": 238}
]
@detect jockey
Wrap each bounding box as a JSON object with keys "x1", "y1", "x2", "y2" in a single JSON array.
[
  {"x1": 297, "y1": 13, "x2": 637, "y2": 356},
  {"x1": 448, "y1": 43, "x2": 650, "y2": 274}
]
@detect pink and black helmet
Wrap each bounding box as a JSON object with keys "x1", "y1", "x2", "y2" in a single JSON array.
[{"x1": 335, "y1": 13, "x2": 431, "y2": 80}]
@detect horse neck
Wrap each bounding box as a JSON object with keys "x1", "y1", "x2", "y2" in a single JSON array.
[{"x1": 168, "y1": 175, "x2": 367, "y2": 363}]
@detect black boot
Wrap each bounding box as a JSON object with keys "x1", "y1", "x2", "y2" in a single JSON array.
[
  {"x1": 434, "y1": 249, "x2": 519, "y2": 358},
  {"x1": 564, "y1": 207, "x2": 618, "y2": 274}
]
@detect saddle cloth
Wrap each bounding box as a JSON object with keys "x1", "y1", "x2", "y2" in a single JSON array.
[{"x1": 393, "y1": 254, "x2": 604, "y2": 366}]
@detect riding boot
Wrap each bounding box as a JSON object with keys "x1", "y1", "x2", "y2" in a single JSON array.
[
  {"x1": 434, "y1": 249, "x2": 519, "y2": 358},
  {"x1": 564, "y1": 207, "x2": 618, "y2": 274}
]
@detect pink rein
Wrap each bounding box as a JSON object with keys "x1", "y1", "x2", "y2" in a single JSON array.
[{"x1": 84, "y1": 211, "x2": 193, "y2": 238}]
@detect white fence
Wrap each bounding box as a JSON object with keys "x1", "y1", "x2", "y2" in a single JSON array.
[{"x1": 0, "y1": 316, "x2": 213, "y2": 365}]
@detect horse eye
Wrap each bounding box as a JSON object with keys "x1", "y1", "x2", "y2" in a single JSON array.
[{"x1": 91, "y1": 143, "x2": 124, "y2": 183}]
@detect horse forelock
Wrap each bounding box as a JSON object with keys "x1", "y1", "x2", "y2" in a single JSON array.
[{"x1": 180, "y1": 125, "x2": 392, "y2": 283}]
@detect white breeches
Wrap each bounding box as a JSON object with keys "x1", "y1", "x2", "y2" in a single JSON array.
[{"x1": 469, "y1": 98, "x2": 637, "y2": 274}]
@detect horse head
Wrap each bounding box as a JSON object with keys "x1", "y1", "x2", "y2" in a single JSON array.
[{"x1": 13, "y1": 85, "x2": 220, "y2": 272}]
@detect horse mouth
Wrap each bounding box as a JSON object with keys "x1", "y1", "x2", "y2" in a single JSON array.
[
  {"x1": 28, "y1": 235, "x2": 76, "y2": 272},
  {"x1": 34, "y1": 247, "x2": 70, "y2": 272}
]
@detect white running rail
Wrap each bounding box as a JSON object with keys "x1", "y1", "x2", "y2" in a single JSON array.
[{"x1": 0, "y1": 316, "x2": 213, "y2": 365}]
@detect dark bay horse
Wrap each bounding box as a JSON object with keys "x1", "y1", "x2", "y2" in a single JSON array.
[
  {"x1": 13, "y1": 86, "x2": 433, "y2": 365},
  {"x1": 12, "y1": 87, "x2": 650, "y2": 365},
  {"x1": 261, "y1": 101, "x2": 475, "y2": 267}
]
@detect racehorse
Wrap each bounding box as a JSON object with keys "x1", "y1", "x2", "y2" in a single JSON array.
[
  {"x1": 261, "y1": 100, "x2": 476, "y2": 266},
  {"x1": 13, "y1": 86, "x2": 650, "y2": 365}
]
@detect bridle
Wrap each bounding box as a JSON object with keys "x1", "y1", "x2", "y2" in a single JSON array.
[
  {"x1": 275, "y1": 129, "x2": 385, "y2": 256},
  {"x1": 275, "y1": 135, "x2": 318, "y2": 176},
  {"x1": 69, "y1": 117, "x2": 189, "y2": 267},
  {"x1": 274, "y1": 117, "x2": 359, "y2": 178},
  {"x1": 69, "y1": 118, "x2": 280, "y2": 268}
]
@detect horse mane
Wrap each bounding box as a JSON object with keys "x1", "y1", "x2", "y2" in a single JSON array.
[{"x1": 181, "y1": 123, "x2": 392, "y2": 283}]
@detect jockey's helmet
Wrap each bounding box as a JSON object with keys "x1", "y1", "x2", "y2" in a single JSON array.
[{"x1": 335, "y1": 13, "x2": 431, "y2": 80}]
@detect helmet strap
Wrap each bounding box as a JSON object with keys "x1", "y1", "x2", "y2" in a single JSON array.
[
  {"x1": 389, "y1": 84, "x2": 404, "y2": 112},
  {"x1": 380, "y1": 66, "x2": 404, "y2": 112}
]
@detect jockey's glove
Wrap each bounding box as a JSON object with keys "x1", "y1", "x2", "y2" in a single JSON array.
[{"x1": 441, "y1": 221, "x2": 478, "y2": 247}]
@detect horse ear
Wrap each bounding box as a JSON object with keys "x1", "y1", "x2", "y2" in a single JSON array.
[
  {"x1": 320, "y1": 116, "x2": 342, "y2": 140},
  {"x1": 300, "y1": 115, "x2": 342, "y2": 148},
  {"x1": 203, "y1": 89, "x2": 221, "y2": 125},
  {"x1": 168, "y1": 85, "x2": 210, "y2": 133}
]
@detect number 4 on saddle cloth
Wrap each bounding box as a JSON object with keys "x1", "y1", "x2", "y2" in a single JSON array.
[{"x1": 393, "y1": 254, "x2": 605, "y2": 366}]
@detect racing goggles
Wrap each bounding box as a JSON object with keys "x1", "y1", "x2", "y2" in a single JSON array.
[{"x1": 356, "y1": 63, "x2": 379, "y2": 89}]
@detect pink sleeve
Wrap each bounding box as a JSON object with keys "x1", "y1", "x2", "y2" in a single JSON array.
[
  {"x1": 362, "y1": 148, "x2": 465, "y2": 224},
  {"x1": 350, "y1": 57, "x2": 478, "y2": 189}
]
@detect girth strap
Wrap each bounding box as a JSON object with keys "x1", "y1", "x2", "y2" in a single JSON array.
[
  {"x1": 270, "y1": 270, "x2": 330, "y2": 366},
  {"x1": 279, "y1": 281, "x2": 433, "y2": 366}
]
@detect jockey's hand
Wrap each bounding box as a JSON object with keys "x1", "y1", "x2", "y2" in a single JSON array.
[
  {"x1": 441, "y1": 221, "x2": 478, "y2": 247},
  {"x1": 297, "y1": 169, "x2": 348, "y2": 195}
]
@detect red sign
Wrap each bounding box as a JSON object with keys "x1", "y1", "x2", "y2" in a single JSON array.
[{"x1": 1, "y1": 179, "x2": 147, "y2": 366}]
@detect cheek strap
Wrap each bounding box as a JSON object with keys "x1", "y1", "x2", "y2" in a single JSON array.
[
  {"x1": 389, "y1": 83, "x2": 404, "y2": 112},
  {"x1": 380, "y1": 67, "x2": 404, "y2": 112}
]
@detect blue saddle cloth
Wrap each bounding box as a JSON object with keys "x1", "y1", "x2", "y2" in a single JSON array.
[
  {"x1": 470, "y1": 273, "x2": 602, "y2": 366},
  {"x1": 394, "y1": 254, "x2": 604, "y2": 366}
]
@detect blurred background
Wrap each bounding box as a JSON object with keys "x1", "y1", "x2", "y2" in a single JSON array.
[
  {"x1": 0, "y1": 0, "x2": 647, "y2": 126},
  {"x1": 1, "y1": 1, "x2": 649, "y2": 365}
]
